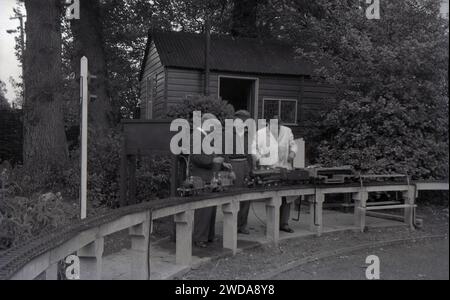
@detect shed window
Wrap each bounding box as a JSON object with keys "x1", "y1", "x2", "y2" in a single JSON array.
[{"x1": 262, "y1": 98, "x2": 297, "y2": 125}]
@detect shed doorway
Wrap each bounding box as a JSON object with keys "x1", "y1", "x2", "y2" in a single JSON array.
[{"x1": 219, "y1": 76, "x2": 256, "y2": 116}]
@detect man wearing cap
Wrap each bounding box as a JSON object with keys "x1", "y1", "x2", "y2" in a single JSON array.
[
  {"x1": 251, "y1": 114, "x2": 297, "y2": 233},
  {"x1": 191, "y1": 113, "x2": 231, "y2": 248},
  {"x1": 228, "y1": 110, "x2": 253, "y2": 234}
]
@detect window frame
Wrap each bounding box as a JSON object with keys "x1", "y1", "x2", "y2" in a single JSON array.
[{"x1": 262, "y1": 97, "x2": 298, "y2": 126}]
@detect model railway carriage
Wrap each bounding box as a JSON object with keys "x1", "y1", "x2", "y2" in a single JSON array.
[
  {"x1": 177, "y1": 163, "x2": 411, "y2": 196},
  {"x1": 244, "y1": 166, "x2": 359, "y2": 187},
  {"x1": 307, "y1": 165, "x2": 356, "y2": 184}
]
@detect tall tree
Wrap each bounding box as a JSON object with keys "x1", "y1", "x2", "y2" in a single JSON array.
[
  {"x1": 101, "y1": 0, "x2": 156, "y2": 119},
  {"x1": 71, "y1": 0, "x2": 114, "y2": 132},
  {"x1": 98, "y1": 0, "x2": 235, "y2": 119},
  {"x1": 0, "y1": 80, "x2": 10, "y2": 110},
  {"x1": 23, "y1": 0, "x2": 68, "y2": 173}
]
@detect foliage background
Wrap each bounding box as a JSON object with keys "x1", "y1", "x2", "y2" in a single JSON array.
[
  {"x1": 4, "y1": 0, "x2": 447, "y2": 180},
  {"x1": 0, "y1": 0, "x2": 448, "y2": 249},
  {"x1": 167, "y1": 94, "x2": 236, "y2": 123},
  {"x1": 271, "y1": 0, "x2": 449, "y2": 179}
]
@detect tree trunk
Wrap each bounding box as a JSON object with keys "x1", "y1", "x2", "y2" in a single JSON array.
[
  {"x1": 23, "y1": 0, "x2": 68, "y2": 173},
  {"x1": 71, "y1": 0, "x2": 114, "y2": 133}
]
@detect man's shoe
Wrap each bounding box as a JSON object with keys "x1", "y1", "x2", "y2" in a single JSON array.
[
  {"x1": 238, "y1": 228, "x2": 250, "y2": 234},
  {"x1": 194, "y1": 241, "x2": 208, "y2": 248},
  {"x1": 280, "y1": 225, "x2": 294, "y2": 233}
]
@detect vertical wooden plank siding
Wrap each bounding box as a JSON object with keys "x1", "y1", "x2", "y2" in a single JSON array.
[
  {"x1": 140, "y1": 51, "x2": 336, "y2": 133},
  {"x1": 162, "y1": 68, "x2": 334, "y2": 135},
  {"x1": 140, "y1": 41, "x2": 166, "y2": 119}
]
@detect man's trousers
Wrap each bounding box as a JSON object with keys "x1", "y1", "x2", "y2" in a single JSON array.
[
  {"x1": 193, "y1": 206, "x2": 216, "y2": 242},
  {"x1": 280, "y1": 197, "x2": 291, "y2": 227}
]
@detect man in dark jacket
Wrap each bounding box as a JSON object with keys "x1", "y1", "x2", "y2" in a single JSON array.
[
  {"x1": 228, "y1": 110, "x2": 253, "y2": 234},
  {"x1": 191, "y1": 113, "x2": 231, "y2": 248}
]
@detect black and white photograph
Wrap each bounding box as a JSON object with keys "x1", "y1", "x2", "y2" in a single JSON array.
[{"x1": 0, "y1": 0, "x2": 449, "y2": 285}]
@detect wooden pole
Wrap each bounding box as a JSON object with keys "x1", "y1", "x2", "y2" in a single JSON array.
[
  {"x1": 204, "y1": 15, "x2": 211, "y2": 96},
  {"x1": 80, "y1": 56, "x2": 88, "y2": 219}
]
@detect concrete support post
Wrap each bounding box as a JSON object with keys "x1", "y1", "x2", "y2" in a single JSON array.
[
  {"x1": 265, "y1": 196, "x2": 282, "y2": 245},
  {"x1": 403, "y1": 186, "x2": 416, "y2": 230},
  {"x1": 129, "y1": 218, "x2": 151, "y2": 280},
  {"x1": 45, "y1": 263, "x2": 58, "y2": 280},
  {"x1": 353, "y1": 190, "x2": 368, "y2": 232},
  {"x1": 222, "y1": 200, "x2": 239, "y2": 255},
  {"x1": 307, "y1": 195, "x2": 316, "y2": 233},
  {"x1": 78, "y1": 237, "x2": 104, "y2": 280},
  {"x1": 174, "y1": 210, "x2": 194, "y2": 266},
  {"x1": 309, "y1": 192, "x2": 324, "y2": 236}
]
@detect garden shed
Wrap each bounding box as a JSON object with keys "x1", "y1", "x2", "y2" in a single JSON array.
[{"x1": 139, "y1": 30, "x2": 335, "y2": 136}]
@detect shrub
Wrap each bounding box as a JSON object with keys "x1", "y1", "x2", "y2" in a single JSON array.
[
  {"x1": 6, "y1": 163, "x2": 68, "y2": 198},
  {"x1": 63, "y1": 129, "x2": 171, "y2": 208},
  {"x1": 0, "y1": 129, "x2": 173, "y2": 249},
  {"x1": 5, "y1": 127, "x2": 172, "y2": 211},
  {"x1": 0, "y1": 192, "x2": 77, "y2": 249},
  {"x1": 315, "y1": 96, "x2": 449, "y2": 180},
  {"x1": 167, "y1": 94, "x2": 235, "y2": 123},
  {"x1": 135, "y1": 155, "x2": 172, "y2": 202},
  {"x1": 62, "y1": 129, "x2": 122, "y2": 208}
]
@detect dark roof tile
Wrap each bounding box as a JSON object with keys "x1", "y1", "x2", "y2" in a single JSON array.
[{"x1": 145, "y1": 31, "x2": 314, "y2": 77}]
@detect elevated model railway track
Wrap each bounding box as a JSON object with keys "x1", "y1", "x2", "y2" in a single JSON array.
[{"x1": 0, "y1": 179, "x2": 448, "y2": 280}]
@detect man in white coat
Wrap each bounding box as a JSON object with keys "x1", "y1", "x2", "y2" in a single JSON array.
[{"x1": 251, "y1": 115, "x2": 298, "y2": 233}]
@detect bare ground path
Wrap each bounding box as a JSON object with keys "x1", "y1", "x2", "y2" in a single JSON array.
[
  {"x1": 271, "y1": 238, "x2": 449, "y2": 280},
  {"x1": 181, "y1": 204, "x2": 448, "y2": 280}
]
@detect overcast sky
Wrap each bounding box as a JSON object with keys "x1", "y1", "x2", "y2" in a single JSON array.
[
  {"x1": 0, "y1": 0, "x2": 448, "y2": 103},
  {"x1": 0, "y1": 0, "x2": 22, "y2": 102}
]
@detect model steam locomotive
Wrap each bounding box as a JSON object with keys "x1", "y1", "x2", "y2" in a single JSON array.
[{"x1": 177, "y1": 171, "x2": 236, "y2": 197}]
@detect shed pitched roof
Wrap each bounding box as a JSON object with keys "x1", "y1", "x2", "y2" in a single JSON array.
[{"x1": 142, "y1": 31, "x2": 315, "y2": 78}]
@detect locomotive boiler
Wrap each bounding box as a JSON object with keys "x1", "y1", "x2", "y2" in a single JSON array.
[{"x1": 177, "y1": 171, "x2": 236, "y2": 197}]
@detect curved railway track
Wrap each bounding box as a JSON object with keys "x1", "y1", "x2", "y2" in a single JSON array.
[{"x1": 0, "y1": 180, "x2": 447, "y2": 280}]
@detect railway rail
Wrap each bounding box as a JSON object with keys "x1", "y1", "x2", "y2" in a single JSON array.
[{"x1": 0, "y1": 180, "x2": 447, "y2": 280}]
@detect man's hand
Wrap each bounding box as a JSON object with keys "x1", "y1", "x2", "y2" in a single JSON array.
[
  {"x1": 288, "y1": 151, "x2": 296, "y2": 163},
  {"x1": 222, "y1": 162, "x2": 232, "y2": 170},
  {"x1": 213, "y1": 157, "x2": 225, "y2": 164}
]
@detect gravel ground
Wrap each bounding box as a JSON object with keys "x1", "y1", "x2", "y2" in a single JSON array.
[
  {"x1": 272, "y1": 238, "x2": 449, "y2": 280},
  {"x1": 181, "y1": 204, "x2": 449, "y2": 280}
]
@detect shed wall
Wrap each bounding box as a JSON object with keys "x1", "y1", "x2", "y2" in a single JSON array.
[
  {"x1": 163, "y1": 67, "x2": 335, "y2": 136},
  {"x1": 140, "y1": 41, "x2": 166, "y2": 119}
]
